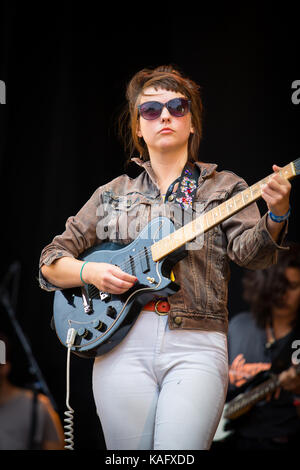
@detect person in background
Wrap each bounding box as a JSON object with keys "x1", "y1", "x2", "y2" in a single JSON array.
[
  {"x1": 0, "y1": 332, "x2": 64, "y2": 450},
  {"x1": 213, "y1": 243, "x2": 300, "y2": 450}
]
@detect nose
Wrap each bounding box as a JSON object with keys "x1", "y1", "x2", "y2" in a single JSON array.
[{"x1": 160, "y1": 104, "x2": 172, "y2": 121}]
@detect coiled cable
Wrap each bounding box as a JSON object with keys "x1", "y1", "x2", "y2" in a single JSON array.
[{"x1": 64, "y1": 329, "x2": 76, "y2": 450}]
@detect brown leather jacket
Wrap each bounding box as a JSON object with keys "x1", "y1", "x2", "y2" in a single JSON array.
[{"x1": 39, "y1": 158, "x2": 287, "y2": 334}]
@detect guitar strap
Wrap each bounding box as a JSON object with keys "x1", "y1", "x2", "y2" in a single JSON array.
[
  {"x1": 164, "y1": 161, "x2": 200, "y2": 210},
  {"x1": 149, "y1": 161, "x2": 200, "y2": 288}
]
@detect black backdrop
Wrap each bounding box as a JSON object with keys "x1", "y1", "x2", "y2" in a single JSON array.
[{"x1": 0, "y1": 3, "x2": 299, "y2": 450}]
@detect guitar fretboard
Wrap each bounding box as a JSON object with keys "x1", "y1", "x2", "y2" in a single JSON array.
[
  {"x1": 225, "y1": 363, "x2": 300, "y2": 420},
  {"x1": 224, "y1": 376, "x2": 279, "y2": 419},
  {"x1": 151, "y1": 161, "x2": 297, "y2": 262}
]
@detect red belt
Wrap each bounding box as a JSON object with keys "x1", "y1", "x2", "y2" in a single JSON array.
[{"x1": 143, "y1": 299, "x2": 170, "y2": 316}]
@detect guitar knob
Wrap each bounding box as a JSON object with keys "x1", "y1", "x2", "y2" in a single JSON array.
[
  {"x1": 77, "y1": 327, "x2": 88, "y2": 338},
  {"x1": 93, "y1": 320, "x2": 107, "y2": 332},
  {"x1": 106, "y1": 306, "x2": 117, "y2": 319}
]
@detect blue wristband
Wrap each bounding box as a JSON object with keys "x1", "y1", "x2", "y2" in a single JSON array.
[{"x1": 268, "y1": 206, "x2": 291, "y2": 223}]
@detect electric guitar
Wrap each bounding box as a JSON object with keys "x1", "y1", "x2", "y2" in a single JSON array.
[
  {"x1": 214, "y1": 363, "x2": 300, "y2": 441},
  {"x1": 53, "y1": 159, "x2": 300, "y2": 358}
]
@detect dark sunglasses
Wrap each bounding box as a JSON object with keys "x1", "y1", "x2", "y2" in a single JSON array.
[{"x1": 138, "y1": 98, "x2": 191, "y2": 120}]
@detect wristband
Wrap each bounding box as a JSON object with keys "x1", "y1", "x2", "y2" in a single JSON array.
[
  {"x1": 268, "y1": 206, "x2": 291, "y2": 223},
  {"x1": 80, "y1": 261, "x2": 89, "y2": 286}
]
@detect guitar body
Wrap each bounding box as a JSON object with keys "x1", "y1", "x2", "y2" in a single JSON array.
[
  {"x1": 213, "y1": 405, "x2": 233, "y2": 442},
  {"x1": 53, "y1": 216, "x2": 186, "y2": 358}
]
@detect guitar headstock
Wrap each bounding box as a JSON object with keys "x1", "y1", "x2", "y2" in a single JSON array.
[{"x1": 293, "y1": 157, "x2": 300, "y2": 176}]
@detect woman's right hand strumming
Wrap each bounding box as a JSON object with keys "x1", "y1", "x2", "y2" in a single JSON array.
[
  {"x1": 83, "y1": 262, "x2": 137, "y2": 294},
  {"x1": 41, "y1": 257, "x2": 137, "y2": 294}
]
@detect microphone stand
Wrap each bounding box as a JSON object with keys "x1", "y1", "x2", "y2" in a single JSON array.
[{"x1": 0, "y1": 262, "x2": 57, "y2": 448}]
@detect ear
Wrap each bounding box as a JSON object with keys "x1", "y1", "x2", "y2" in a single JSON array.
[
  {"x1": 190, "y1": 118, "x2": 195, "y2": 134},
  {"x1": 136, "y1": 121, "x2": 143, "y2": 138}
]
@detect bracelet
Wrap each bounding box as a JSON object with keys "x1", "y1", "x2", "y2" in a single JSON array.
[
  {"x1": 268, "y1": 206, "x2": 291, "y2": 223},
  {"x1": 80, "y1": 261, "x2": 89, "y2": 286}
]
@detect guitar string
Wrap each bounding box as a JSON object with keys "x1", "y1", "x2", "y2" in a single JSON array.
[
  {"x1": 87, "y1": 216, "x2": 206, "y2": 277},
  {"x1": 106, "y1": 245, "x2": 153, "y2": 274},
  {"x1": 84, "y1": 223, "x2": 177, "y2": 281},
  {"x1": 85, "y1": 245, "x2": 151, "y2": 274},
  {"x1": 85, "y1": 245, "x2": 154, "y2": 300}
]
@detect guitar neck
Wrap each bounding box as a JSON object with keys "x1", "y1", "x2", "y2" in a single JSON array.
[
  {"x1": 225, "y1": 376, "x2": 279, "y2": 419},
  {"x1": 151, "y1": 160, "x2": 298, "y2": 262},
  {"x1": 225, "y1": 363, "x2": 300, "y2": 420}
]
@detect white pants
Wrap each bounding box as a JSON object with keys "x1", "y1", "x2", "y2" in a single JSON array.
[{"x1": 92, "y1": 310, "x2": 228, "y2": 450}]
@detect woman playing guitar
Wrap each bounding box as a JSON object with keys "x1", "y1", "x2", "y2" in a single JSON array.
[{"x1": 39, "y1": 65, "x2": 292, "y2": 450}]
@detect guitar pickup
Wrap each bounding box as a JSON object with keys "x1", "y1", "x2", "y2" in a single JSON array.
[{"x1": 140, "y1": 246, "x2": 150, "y2": 273}]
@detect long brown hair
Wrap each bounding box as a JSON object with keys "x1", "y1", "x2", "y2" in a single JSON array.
[{"x1": 118, "y1": 65, "x2": 204, "y2": 165}]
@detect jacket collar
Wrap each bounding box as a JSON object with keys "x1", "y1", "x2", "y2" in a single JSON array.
[
  {"x1": 131, "y1": 157, "x2": 158, "y2": 186},
  {"x1": 194, "y1": 161, "x2": 218, "y2": 180},
  {"x1": 131, "y1": 157, "x2": 218, "y2": 184}
]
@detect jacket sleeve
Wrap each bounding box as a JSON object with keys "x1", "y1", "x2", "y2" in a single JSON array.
[
  {"x1": 38, "y1": 187, "x2": 102, "y2": 291},
  {"x1": 222, "y1": 180, "x2": 288, "y2": 270}
]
